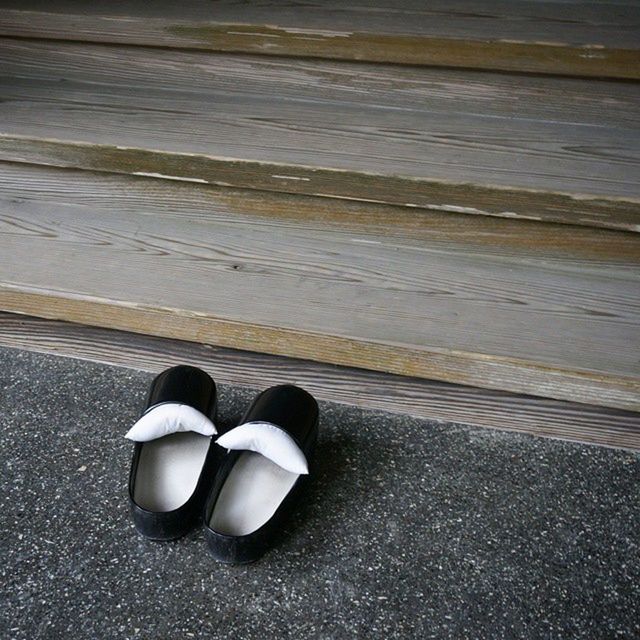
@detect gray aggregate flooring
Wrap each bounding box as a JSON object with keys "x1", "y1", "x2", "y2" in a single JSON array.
[{"x1": 1, "y1": 347, "x2": 638, "y2": 639}]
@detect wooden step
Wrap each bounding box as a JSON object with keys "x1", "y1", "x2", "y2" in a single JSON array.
[
  {"x1": 1, "y1": 313, "x2": 638, "y2": 450},
  {"x1": 1, "y1": 39, "x2": 639, "y2": 232},
  {"x1": 1, "y1": 0, "x2": 639, "y2": 79},
  {"x1": 1, "y1": 162, "x2": 638, "y2": 410}
]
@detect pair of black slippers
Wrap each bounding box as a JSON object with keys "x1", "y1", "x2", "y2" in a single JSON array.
[{"x1": 126, "y1": 365, "x2": 319, "y2": 564}]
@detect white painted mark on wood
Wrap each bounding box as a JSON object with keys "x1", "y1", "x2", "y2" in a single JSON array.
[
  {"x1": 314, "y1": 193, "x2": 386, "y2": 204},
  {"x1": 425, "y1": 204, "x2": 487, "y2": 215},
  {"x1": 499, "y1": 39, "x2": 568, "y2": 47},
  {"x1": 272, "y1": 175, "x2": 311, "y2": 181},
  {"x1": 227, "y1": 31, "x2": 281, "y2": 38},
  {"x1": 133, "y1": 172, "x2": 208, "y2": 183},
  {"x1": 284, "y1": 27, "x2": 352, "y2": 38}
]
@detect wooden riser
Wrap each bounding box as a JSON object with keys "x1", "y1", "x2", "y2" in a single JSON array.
[
  {"x1": 1, "y1": 163, "x2": 638, "y2": 410},
  {"x1": 1, "y1": 39, "x2": 639, "y2": 232},
  {"x1": 1, "y1": 313, "x2": 638, "y2": 450},
  {"x1": 1, "y1": 1, "x2": 639, "y2": 79}
]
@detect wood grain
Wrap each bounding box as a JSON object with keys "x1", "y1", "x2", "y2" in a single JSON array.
[
  {"x1": 4, "y1": 136, "x2": 639, "y2": 233},
  {"x1": 1, "y1": 162, "x2": 638, "y2": 409},
  {"x1": 1, "y1": 1, "x2": 639, "y2": 78},
  {"x1": 0, "y1": 312, "x2": 638, "y2": 451},
  {"x1": 0, "y1": 39, "x2": 639, "y2": 231}
]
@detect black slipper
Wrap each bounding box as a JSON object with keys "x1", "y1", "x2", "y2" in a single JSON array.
[
  {"x1": 126, "y1": 365, "x2": 220, "y2": 540},
  {"x1": 204, "y1": 384, "x2": 319, "y2": 563}
]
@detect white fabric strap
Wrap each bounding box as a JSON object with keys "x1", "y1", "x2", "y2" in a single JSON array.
[
  {"x1": 215, "y1": 421, "x2": 308, "y2": 475},
  {"x1": 125, "y1": 403, "x2": 217, "y2": 442}
]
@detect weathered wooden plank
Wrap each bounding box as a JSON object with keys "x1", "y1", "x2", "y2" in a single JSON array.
[
  {"x1": 4, "y1": 161, "x2": 639, "y2": 266},
  {"x1": 0, "y1": 163, "x2": 638, "y2": 409},
  {"x1": 4, "y1": 136, "x2": 639, "y2": 234},
  {"x1": 1, "y1": 1, "x2": 639, "y2": 78},
  {"x1": 1, "y1": 313, "x2": 638, "y2": 450},
  {"x1": 1, "y1": 40, "x2": 639, "y2": 232}
]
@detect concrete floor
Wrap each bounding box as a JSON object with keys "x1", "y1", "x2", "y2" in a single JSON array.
[{"x1": 1, "y1": 347, "x2": 638, "y2": 639}]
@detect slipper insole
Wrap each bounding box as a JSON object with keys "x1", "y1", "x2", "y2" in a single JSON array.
[
  {"x1": 210, "y1": 451, "x2": 298, "y2": 536},
  {"x1": 134, "y1": 433, "x2": 210, "y2": 512}
]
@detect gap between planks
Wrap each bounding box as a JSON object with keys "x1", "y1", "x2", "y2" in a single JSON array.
[{"x1": 0, "y1": 312, "x2": 638, "y2": 451}]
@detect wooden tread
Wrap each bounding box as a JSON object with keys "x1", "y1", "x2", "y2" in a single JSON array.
[
  {"x1": 1, "y1": 1, "x2": 639, "y2": 79},
  {"x1": 1, "y1": 162, "x2": 639, "y2": 410},
  {"x1": 1, "y1": 313, "x2": 638, "y2": 450},
  {"x1": 1, "y1": 39, "x2": 639, "y2": 231}
]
